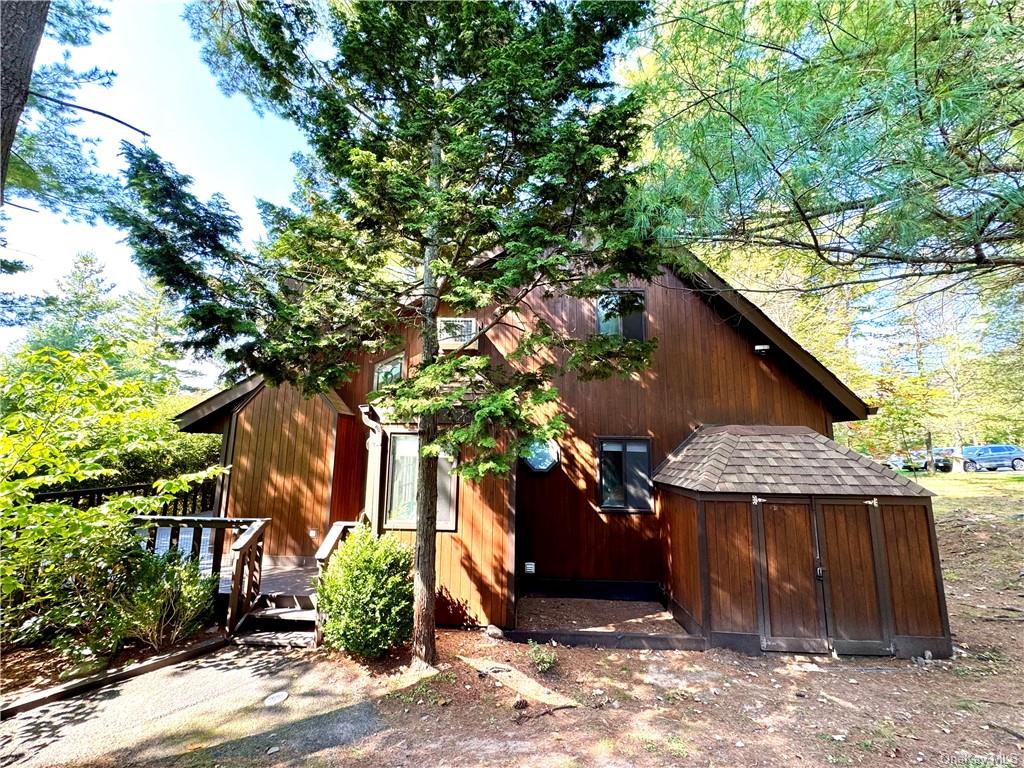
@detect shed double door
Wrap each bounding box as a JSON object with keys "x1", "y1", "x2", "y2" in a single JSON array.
[{"x1": 756, "y1": 499, "x2": 892, "y2": 655}]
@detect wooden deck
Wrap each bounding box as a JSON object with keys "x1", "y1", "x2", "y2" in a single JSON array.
[{"x1": 217, "y1": 563, "x2": 317, "y2": 596}]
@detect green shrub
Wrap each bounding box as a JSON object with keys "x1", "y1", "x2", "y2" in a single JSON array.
[
  {"x1": 317, "y1": 525, "x2": 413, "y2": 658},
  {"x1": 0, "y1": 501, "x2": 142, "y2": 654},
  {"x1": 117, "y1": 551, "x2": 216, "y2": 651},
  {"x1": 527, "y1": 640, "x2": 557, "y2": 673}
]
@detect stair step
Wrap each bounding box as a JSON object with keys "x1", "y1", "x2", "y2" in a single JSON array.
[
  {"x1": 232, "y1": 629, "x2": 317, "y2": 649},
  {"x1": 258, "y1": 593, "x2": 316, "y2": 611},
  {"x1": 249, "y1": 607, "x2": 317, "y2": 622}
]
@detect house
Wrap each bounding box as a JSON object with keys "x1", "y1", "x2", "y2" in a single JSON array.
[{"x1": 178, "y1": 265, "x2": 951, "y2": 658}]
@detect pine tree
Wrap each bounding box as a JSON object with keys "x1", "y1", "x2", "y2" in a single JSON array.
[{"x1": 109, "y1": 0, "x2": 659, "y2": 663}]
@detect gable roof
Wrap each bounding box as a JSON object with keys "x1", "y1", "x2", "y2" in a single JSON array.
[
  {"x1": 653, "y1": 425, "x2": 932, "y2": 498},
  {"x1": 176, "y1": 376, "x2": 353, "y2": 433},
  {"x1": 674, "y1": 264, "x2": 870, "y2": 422},
  {"x1": 176, "y1": 375, "x2": 264, "y2": 433}
]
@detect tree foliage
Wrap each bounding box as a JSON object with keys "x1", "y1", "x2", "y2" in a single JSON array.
[
  {"x1": 110, "y1": 0, "x2": 659, "y2": 662},
  {"x1": 4, "y1": 0, "x2": 123, "y2": 220},
  {"x1": 636, "y1": 0, "x2": 1024, "y2": 283},
  {"x1": 0, "y1": 346, "x2": 224, "y2": 653}
]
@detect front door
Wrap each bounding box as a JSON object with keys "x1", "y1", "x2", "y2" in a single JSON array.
[{"x1": 757, "y1": 500, "x2": 829, "y2": 653}]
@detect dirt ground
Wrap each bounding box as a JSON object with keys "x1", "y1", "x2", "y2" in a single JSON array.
[
  {"x1": 516, "y1": 597, "x2": 685, "y2": 634},
  {"x1": 1, "y1": 473, "x2": 1021, "y2": 767}
]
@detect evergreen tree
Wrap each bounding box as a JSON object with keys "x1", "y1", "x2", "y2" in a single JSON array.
[
  {"x1": 634, "y1": 0, "x2": 1024, "y2": 283},
  {"x1": 109, "y1": 0, "x2": 659, "y2": 663}
]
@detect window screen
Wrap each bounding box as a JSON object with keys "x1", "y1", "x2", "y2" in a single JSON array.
[
  {"x1": 384, "y1": 434, "x2": 457, "y2": 530},
  {"x1": 598, "y1": 438, "x2": 652, "y2": 511}
]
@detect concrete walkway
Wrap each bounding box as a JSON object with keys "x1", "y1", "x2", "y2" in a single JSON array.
[{"x1": 0, "y1": 647, "x2": 388, "y2": 767}]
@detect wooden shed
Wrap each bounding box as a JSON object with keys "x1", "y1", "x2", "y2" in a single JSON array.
[{"x1": 655, "y1": 426, "x2": 952, "y2": 659}]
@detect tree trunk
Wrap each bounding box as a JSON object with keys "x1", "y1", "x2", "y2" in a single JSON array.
[
  {"x1": 412, "y1": 127, "x2": 442, "y2": 666},
  {"x1": 1, "y1": 0, "x2": 50, "y2": 203}
]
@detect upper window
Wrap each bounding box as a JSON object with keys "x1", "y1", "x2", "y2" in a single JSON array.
[
  {"x1": 598, "y1": 438, "x2": 652, "y2": 511},
  {"x1": 384, "y1": 434, "x2": 457, "y2": 531},
  {"x1": 373, "y1": 354, "x2": 404, "y2": 391},
  {"x1": 596, "y1": 291, "x2": 645, "y2": 341}
]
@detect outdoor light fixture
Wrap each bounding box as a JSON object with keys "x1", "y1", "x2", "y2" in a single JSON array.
[{"x1": 754, "y1": 344, "x2": 770, "y2": 356}]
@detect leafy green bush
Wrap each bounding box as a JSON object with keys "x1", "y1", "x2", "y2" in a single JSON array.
[
  {"x1": 317, "y1": 525, "x2": 413, "y2": 658},
  {"x1": 117, "y1": 551, "x2": 216, "y2": 651},
  {"x1": 0, "y1": 501, "x2": 141, "y2": 654},
  {"x1": 527, "y1": 640, "x2": 557, "y2": 673},
  {"x1": 1, "y1": 347, "x2": 225, "y2": 657}
]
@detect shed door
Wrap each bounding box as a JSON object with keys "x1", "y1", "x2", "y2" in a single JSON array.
[
  {"x1": 816, "y1": 501, "x2": 892, "y2": 655},
  {"x1": 757, "y1": 500, "x2": 829, "y2": 653}
]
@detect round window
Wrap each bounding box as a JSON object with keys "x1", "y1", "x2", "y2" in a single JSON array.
[{"x1": 523, "y1": 438, "x2": 559, "y2": 472}]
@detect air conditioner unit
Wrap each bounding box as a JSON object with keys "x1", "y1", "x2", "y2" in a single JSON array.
[{"x1": 437, "y1": 317, "x2": 479, "y2": 351}]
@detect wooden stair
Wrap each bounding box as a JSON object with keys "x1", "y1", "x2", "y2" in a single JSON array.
[{"x1": 232, "y1": 594, "x2": 318, "y2": 648}]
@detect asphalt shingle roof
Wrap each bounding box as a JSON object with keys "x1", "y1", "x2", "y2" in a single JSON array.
[{"x1": 653, "y1": 425, "x2": 933, "y2": 497}]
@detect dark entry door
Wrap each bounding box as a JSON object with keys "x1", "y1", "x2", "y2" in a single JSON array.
[
  {"x1": 816, "y1": 501, "x2": 893, "y2": 655},
  {"x1": 757, "y1": 500, "x2": 829, "y2": 653}
]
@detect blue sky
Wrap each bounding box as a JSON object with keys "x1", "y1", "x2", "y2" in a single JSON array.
[{"x1": 1, "y1": 1, "x2": 307, "y2": 373}]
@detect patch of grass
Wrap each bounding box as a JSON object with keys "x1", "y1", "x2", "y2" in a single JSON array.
[
  {"x1": 856, "y1": 739, "x2": 875, "y2": 752},
  {"x1": 955, "y1": 699, "x2": 984, "y2": 713},
  {"x1": 867, "y1": 722, "x2": 898, "y2": 747},
  {"x1": 527, "y1": 640, "x2": 557, "y2": 673},
  {"x1": 666, "y1": 735, "x2": 690, "y2": 758},
  {"x1": 916, "y1": 473, "x2": 1024, "y2": 520},
  {"x1": 391, "y1": 674, "x2": 453, "y2": 706}
]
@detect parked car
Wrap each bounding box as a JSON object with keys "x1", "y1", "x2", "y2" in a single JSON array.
[
  {"x1": 884, "y1": 451, "x2": 952, "y2": 473},
  {"x1": 905, "y1": 450, "x2": 953, "y2": 473},
  {"x1": 963, "y1": 444, "x2": 1024, "y2": 472}
]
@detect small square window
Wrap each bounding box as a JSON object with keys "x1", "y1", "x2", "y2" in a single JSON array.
[
  {"x1": 598, "y1": 438, "x2": 652, "y2": 511},
  {"x1": 596, "y1": 291, "x2": 645, "y2": 341},
  {"x1": 373, "y1": 354, "x2": 404, "y2": 391}
]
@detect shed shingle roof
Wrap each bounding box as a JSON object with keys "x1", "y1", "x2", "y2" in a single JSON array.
[{"x1": 653, "y1": 425, "x2": 933, "y2": 498}]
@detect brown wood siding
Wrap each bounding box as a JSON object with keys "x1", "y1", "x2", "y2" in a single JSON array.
[
  {"x1": 761, "y1": 501, "x2": 823, "y2": 641},
  {"x1": 390, "y1": 461, "x2": 512, "y2": 628},
  {"x1": 513, "y1": 268, "x2": 833, "y2": 582},
  {"x1": 882, "y1": 503, "x2": 944, "y2": 637},
  {"x1": 333, "y1": 316, "x2": 514, "y2": 628},
  {"x1": 330, "y1": 414, "x2": 367, "y2": 523},
  {"x1": 225, "y1": 383, "x2": 338, "y2": 558},
  {"x1": 820, "y1": 503, "x2": 884, "y2": 642},
  {"x1": 658, "y1": 490, "x2": 701, "y2": 624},
  {"x1": 705, "y1": 500, "x2": 757, "y2": 633}
]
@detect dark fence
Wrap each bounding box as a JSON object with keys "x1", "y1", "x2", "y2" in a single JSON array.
[{"x1": 35, "y1": 478, "x2": 218, "y2": 516}]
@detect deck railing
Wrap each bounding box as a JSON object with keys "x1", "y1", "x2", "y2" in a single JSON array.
[
  {"x1": 129, "y1": 514, "x2": 270, "y2": 635},
  {"x1": 40, "y1": 479, "x2": 218, "y2": 516},
  {"x1": 312, "y1": 520, "x2": 361, "y2": 645},
  {"x1": 225, "y1": 518, "x2": 271, "y2": 633}
]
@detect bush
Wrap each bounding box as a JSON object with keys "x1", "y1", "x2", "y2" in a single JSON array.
[
  {"x1": 117, "y1": 551, "x2": 216, "y2": 651},
  {"x1": 527, "y1": 640, "x2": 557, "y2": 673},
  {"x1": 0, "y1": 501, "x2": 142, "y2": 654},
  {"x1": 317, "y1": 525, "x2": 413, "y2": 658}
]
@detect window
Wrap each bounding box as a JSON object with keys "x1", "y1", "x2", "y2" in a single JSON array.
[
  {"x1": 596, "y1": 291, "x2": 645, "y2": 341},
  {"x1": 384, "y1": 434, "x2": 457, "y2": 530},
  {"x1": 373, "y1": 354, "x2": 403, "y2": 391},
  {"x1": 598, "y1": 438, "x2": 652, "y2": 511}
]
